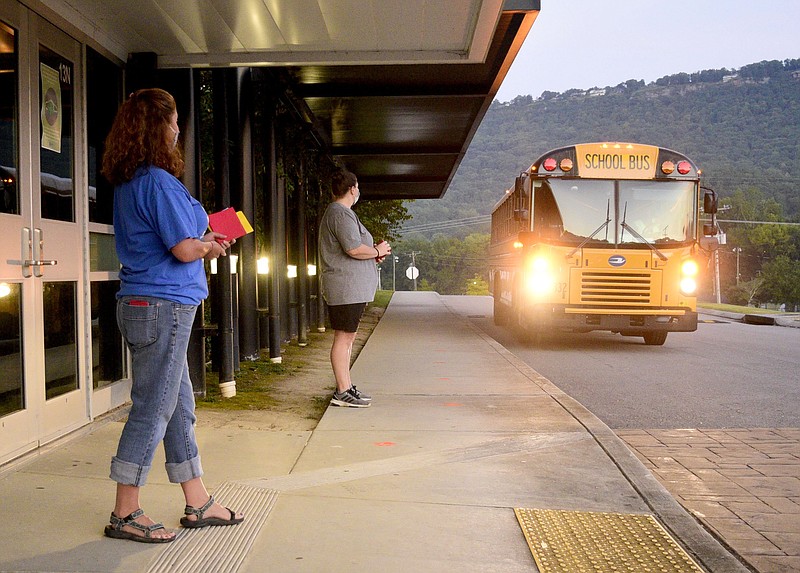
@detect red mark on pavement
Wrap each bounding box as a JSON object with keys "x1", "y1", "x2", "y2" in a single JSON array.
[
  {"x1": 374, "y1": 442, "x2": 396, "y2": 447},
  {"x1": 443, "y1": 402, "x2": 463, "y2": 407}
]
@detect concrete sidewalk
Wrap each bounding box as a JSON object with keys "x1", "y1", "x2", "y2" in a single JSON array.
[{"x1": 0, "y1": 291, "x2": 748, "y2": 572}]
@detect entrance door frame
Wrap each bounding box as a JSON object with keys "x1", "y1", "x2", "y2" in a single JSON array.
[{"x1": 0, "y1": 3, "x2": 90, "y2": 464}]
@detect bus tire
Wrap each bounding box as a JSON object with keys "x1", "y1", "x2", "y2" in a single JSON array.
[
  {"x1": 512, "y1": 309, "x2": 541, "y2": 345},
  {"x1": 493, "y1": 297, "x2": 507, "y2": 326},
  {"x1": 493, "y1": 275, "x2": 508, "y2": 326},
  {"x1": 517, "y1": 327, "x2": 542, "y2": 345},
  {"x1": 642, "y1": 331, "x2": 668, "y2": 345}
]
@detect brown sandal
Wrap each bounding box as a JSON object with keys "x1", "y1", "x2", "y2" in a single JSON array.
[
  {"x1": 180, "y1": 495, "x2": 244, "y2": 529},
  {"x1": 104, "y1": 509, "x2": 176, "y2": 543}
]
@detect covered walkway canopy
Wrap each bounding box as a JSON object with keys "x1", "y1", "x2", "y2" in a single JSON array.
[
  {"x1": 40, "y1": 0, "x2": 539, "y2": 199},
  {"x1": 0, "y1": 0, "x2": 541, "y2": 463}
]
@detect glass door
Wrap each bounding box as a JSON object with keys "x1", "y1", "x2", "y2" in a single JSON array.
[{"x1": 0, "y1": 6, "x2": 87, "y2": 464}]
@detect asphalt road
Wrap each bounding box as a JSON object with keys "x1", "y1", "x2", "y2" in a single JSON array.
[{"x1": 442, "y1": 295, "x2": 800, "y2": 430}]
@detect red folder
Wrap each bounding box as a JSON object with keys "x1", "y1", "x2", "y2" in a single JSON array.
[{"x1": 208, "y1": 207, "x2": 253, "y2": 240}]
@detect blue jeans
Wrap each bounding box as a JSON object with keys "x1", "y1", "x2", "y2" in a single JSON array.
[{"x1": 110, "y1": 296, "x2": 203, "y2": 487}]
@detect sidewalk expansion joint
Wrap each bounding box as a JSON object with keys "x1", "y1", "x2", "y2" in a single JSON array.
[{"x1": 241, "y1": 432, "x2": 588, "y2": 492}]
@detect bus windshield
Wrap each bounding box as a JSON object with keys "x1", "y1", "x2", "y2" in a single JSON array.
[{"x1": 534, "y1": 179, "x2": 696, "y2": 246}]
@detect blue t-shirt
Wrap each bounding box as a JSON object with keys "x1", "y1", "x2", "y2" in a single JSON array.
[{"x1": 114, "y1": 166, "x2": 208, "y2": 305}]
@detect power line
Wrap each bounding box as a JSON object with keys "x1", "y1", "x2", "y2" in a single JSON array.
[
  {"x1": 715, "y1": 219, "x2": 800, "y2": 226},
  {"x1": 401, "y1": 214, "x2": 490, "y2": 229},
  {"x1": 400, "y1": 215, "x2": 491, "y2": 234}
]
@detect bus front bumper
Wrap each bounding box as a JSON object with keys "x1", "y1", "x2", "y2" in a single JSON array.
[{"x1": 520, "y1": 306, "x2": 698, "y2": 333}]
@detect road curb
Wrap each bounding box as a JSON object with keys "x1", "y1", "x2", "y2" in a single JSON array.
[
  {"x1": 463, "y1": 310, "x2": 752, "y2": 573},
  {"x1": 700, "y1": 308, "x2": 800, "y2": 328}
]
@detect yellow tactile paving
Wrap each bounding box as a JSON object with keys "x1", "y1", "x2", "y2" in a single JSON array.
[{"x1": 514, "y1": 508, "x2": 703, "y2": 572}]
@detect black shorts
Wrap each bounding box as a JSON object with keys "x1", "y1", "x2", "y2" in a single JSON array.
[{"x1": 327, "y1": 302, "x2": 366, "y2": 333}]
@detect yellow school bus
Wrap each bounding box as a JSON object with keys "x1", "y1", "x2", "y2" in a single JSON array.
[{"x1": 488, "y1": 142, "x2": 718, "y2": 345}]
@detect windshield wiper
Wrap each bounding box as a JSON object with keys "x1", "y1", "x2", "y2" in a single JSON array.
[
  {"x1": 566, "y1": 199, "x2": 611, "y2": 259},
  {"x1": 619, "y1": 201, "x2": 667, "y2": 261}
]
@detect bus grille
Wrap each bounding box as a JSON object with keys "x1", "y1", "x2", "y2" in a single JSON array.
[{"x1": 580, "y1": 272, "x2": 652, "y2": 304}]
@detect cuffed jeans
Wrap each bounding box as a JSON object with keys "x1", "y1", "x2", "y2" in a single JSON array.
[{"x1": 110, "y1": 296, "x2": 203, "y2": 487}]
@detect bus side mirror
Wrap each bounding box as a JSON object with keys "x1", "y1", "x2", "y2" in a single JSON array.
[
  {"x1": 514, "y1": 176, "x2": 524, "y2": 195},
  {"x1": 703, "y1": 190, "x2": 717, "y2": 214},
  {"x1": 703, "y1": 223, "x2": 717, "y2": 236},
  {"x1": 517, "y1": 231, "x2": 535, "y2": 247}
]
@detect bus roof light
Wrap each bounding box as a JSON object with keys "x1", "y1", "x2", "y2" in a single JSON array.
[
  {"x1": 661, "y1": 160, "x2": 675, "y2": 175},
  {"x1": 559, "y1": 158, "x2": 573, "y2": 172},
  {"x1": 542, "y1": 157, "x2": 557, "y2": 171},
  {"x1": 677, "y1": 160, "x2": 692, "y2": 175}
]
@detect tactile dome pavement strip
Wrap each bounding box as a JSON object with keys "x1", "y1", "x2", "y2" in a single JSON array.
[
  {"x1": 148, "y1": 482, "x2": 278, "y2": 573},
  {"x1": 514, "y1": 508, "x2": 703, "y2": 572}
]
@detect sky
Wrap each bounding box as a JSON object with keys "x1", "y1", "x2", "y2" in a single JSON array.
[{"x1": 495, "y1": 0, "x2": 800, "y2": 102}]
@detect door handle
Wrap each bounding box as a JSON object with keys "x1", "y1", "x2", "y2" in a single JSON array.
[
  {"x1": 32, "y1": 228, "x2": 58, "y2": 277},
  {"x1": 5, "y1": 228, "x2": 58, "y2": 277},
  {"x1": 5, "y1": 227, "x2": 34, "y2": 277}
]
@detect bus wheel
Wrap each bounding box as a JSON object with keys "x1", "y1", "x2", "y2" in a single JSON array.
[
  {"x1": 493, "y1": 278, "x2": 508, "y2": 326},
  {"x1": 520, "y1": 329, "x2": 543, "y2": 345},
  {"x1": 512, "y1": 313, "x2": 541, "y2": 345},
  {"x1": 492, "y1": 296, "x2": 507, "y2": 326},
  {"x1": 642, "y1": 331, "x2": 668, "y2": 345}
]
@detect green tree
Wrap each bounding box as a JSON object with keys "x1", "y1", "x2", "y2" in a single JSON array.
[
  {"x1": 722, "y1": 187, "x2": 797, "y2": 285},
  {"x1": 466, "y1": 275, "x2": 489, "y2": 295},
  {"x1": 724, "y1": 277, "x2": 764, "y2": 307},
  {"x1": 391, "y1": 233, "x2": 489, "y2": 294},
  {"x1": 354, "y1": 199, "x2": 411, "y2": 243},
  {"x1": 761, "y1": 255, "x2": 800, "y2": 309}
]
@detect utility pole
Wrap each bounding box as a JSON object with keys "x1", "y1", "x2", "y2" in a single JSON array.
[
  {"x1": 392, "y1": 255, "x2": 398, "y2": 291},
  {"x1": 733, "y1": 247, "x2": 742, "y2": 284},
  {"x1": 411, "y1": 251, "x2": 420, "y2": 291},
  {"x1": 712, "y1": 217, "x2": 727, "y2": 305}
]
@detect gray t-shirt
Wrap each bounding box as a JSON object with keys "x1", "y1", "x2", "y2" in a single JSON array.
[{"x1": 318, "y1": 202, "x2": 378, "y2": 306}]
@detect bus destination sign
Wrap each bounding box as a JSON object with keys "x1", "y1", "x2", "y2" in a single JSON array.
[{"x1": 575, "y1": 143, "x2": 658, "y2": 179}]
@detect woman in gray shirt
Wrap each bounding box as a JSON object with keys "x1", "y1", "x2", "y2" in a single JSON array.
[{"x1": 319, "y1": 170, "x2": 391, "y2": 407}]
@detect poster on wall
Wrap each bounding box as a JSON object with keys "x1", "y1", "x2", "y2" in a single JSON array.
[{"x1": 40, "y1": 63, "x2": 62, "y2": 153}]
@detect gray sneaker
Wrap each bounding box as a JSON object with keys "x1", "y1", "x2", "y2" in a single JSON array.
[
  {"x1": 331, "y1": 387, "x2": 371, "y2": 408},
  {"x1": 350, "y1": 385, "x2": 372, "y2": 402}
]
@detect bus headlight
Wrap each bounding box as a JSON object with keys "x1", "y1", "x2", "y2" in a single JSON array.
[
  {"x1": 680, "y1": 277, "x2": 697, "y2": 295},
  {"x1": 680, "y1": 259, "x2": 698, "y2": 295},
  {"x1": 681, "y1": 260, "x2": 699, "y2": 276},
  {"x1": 525, "y1": 257, "x2": 555, "y2": 295}
]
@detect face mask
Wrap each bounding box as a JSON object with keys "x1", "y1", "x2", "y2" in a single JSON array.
[
  {"x1": 169, "y1": 125, "x2": 179, "y2": 148},
  {"x1": 352, "y1": 189, "x2": 360, "y2": 205}
]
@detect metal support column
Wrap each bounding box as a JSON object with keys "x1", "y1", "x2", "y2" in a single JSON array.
[
  {"x1": 265, "y1": 108, "x2": 283, "y2": 362},
  {"x1": 236, "y1": 68, "x2": 259, "y2": 361},
  {"x1": 185, "y1": 69, "x2": 207, "y2": 396},
  {"x1": 296, "y1": 152, "x2": 309, "y2": 346},
  {"x1": 212, "y1": 68, "x2": 237, "y2": 393},
  {"x1": 315, "y1": 171, "x2": 327, "y2": 332}
]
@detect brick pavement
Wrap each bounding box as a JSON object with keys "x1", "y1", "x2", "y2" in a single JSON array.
[{"x1": 618, "y1": 428, "x2": 800, "y2": 573}]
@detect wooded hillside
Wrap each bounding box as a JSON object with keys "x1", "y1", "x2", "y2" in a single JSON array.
[{"x1": 405, "y1": 59, "x2": 800, "y2": 234}]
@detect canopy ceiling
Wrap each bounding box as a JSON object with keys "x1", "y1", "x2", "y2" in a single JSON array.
[{"x1": 35, "y1": 0, "x2": 539, "y2": 199}]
